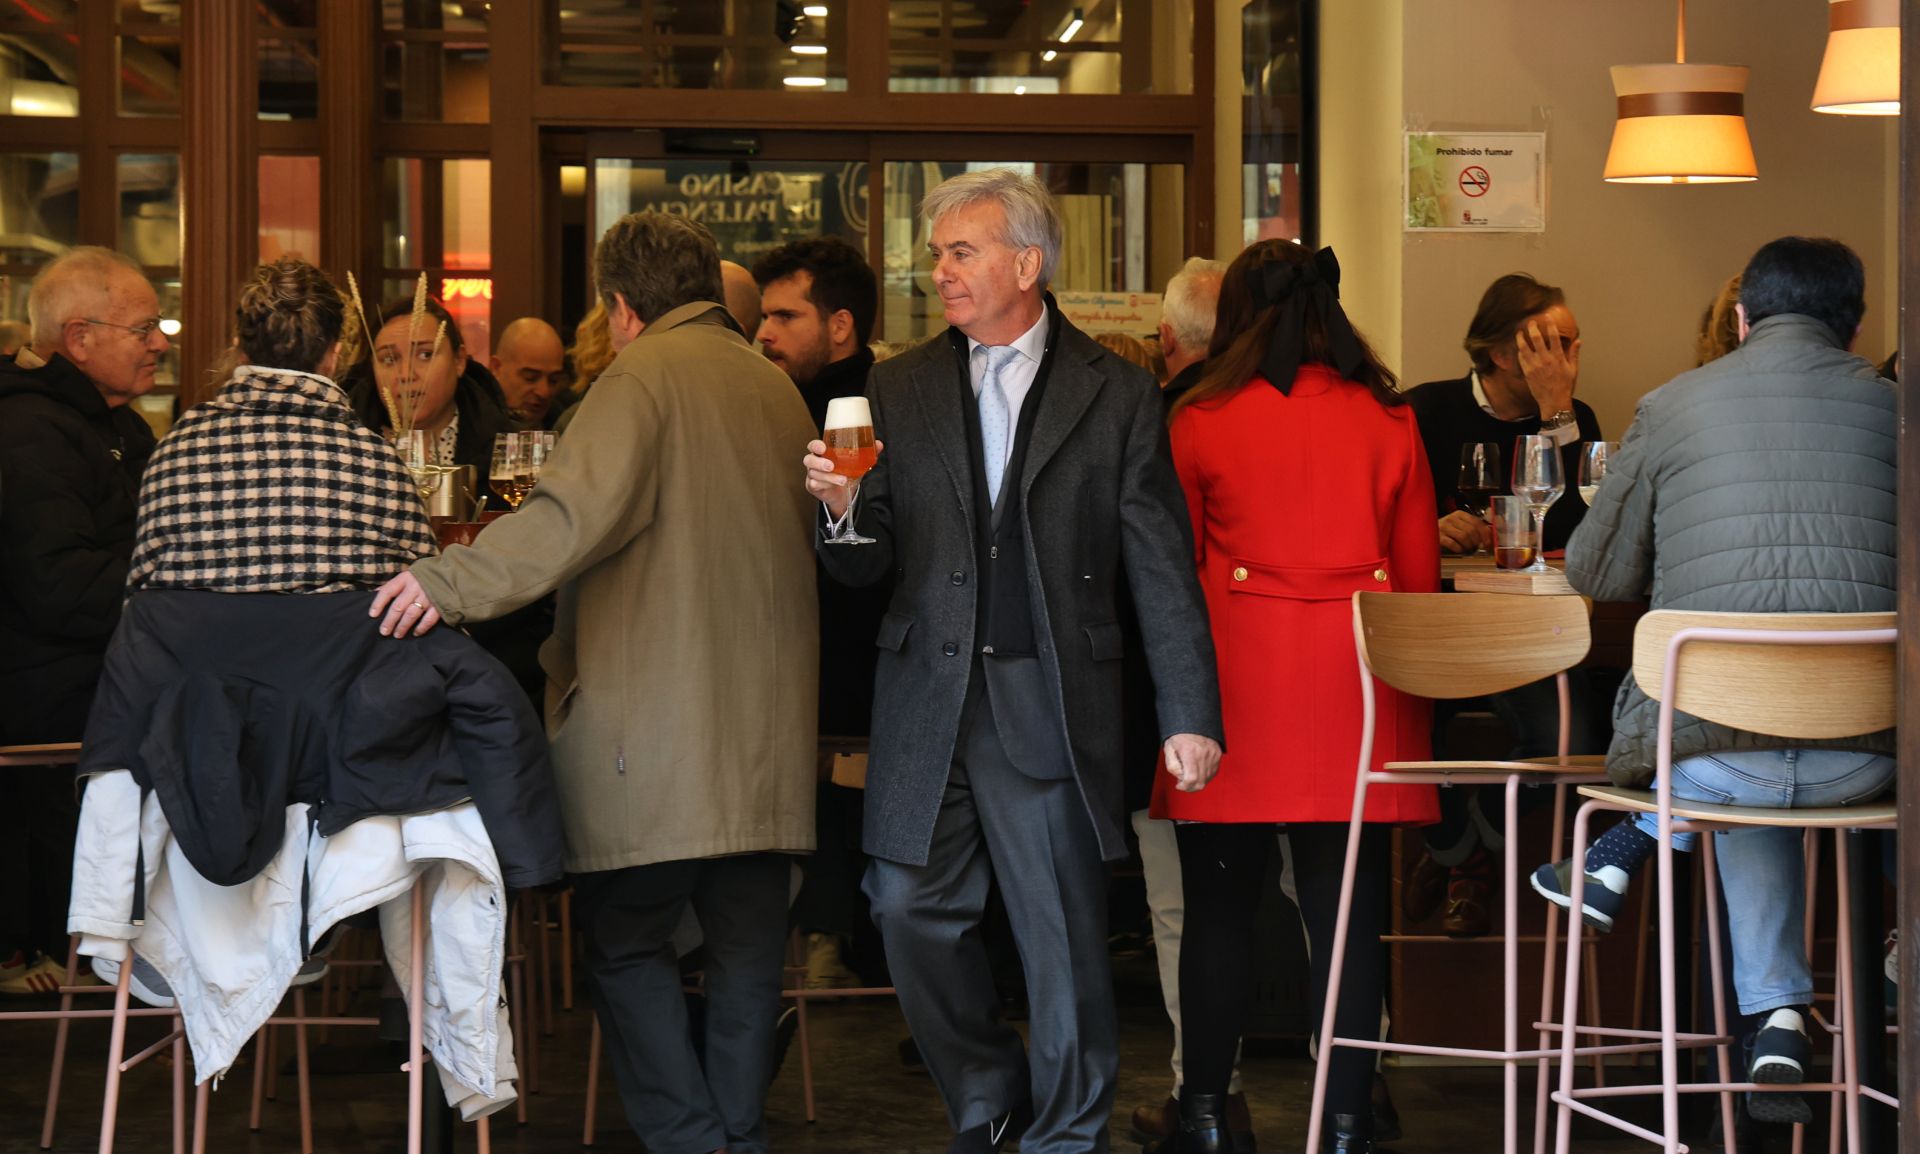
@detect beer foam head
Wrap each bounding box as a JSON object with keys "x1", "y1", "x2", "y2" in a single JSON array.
[{"x1": 823, "y1": 396, "x2": 871, "y2": 431}]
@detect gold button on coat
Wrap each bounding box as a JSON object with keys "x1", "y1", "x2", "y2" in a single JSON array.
[
  {"x1": 1373, "y1": 569, "x2": 1388, "y2": 582},
  {"x1": 1232, "y1": 567, "x2": 1249, "y2": 582}
]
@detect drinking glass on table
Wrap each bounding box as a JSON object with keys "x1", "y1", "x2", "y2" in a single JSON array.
[
  {"x1": 1510, "y1": 434, "x2": 1564, "y2": 574},
  {"x1": 1455, "y1": 442, "x2": 1502, "y2": 553},
  {"x1": 821, "y1": 396, "x2": 878, "y2": 545},
  {"x1": 1579, "y1": 441, "x2": 1619, "y2": 506},
  {"x1": 490, "y1": 432, "x2": 527, "y2": 509},
  {"x1": 1490, "y1": 495, "x2": 1534, "y2": 570}
]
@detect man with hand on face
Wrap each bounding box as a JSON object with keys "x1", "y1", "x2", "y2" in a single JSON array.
[
  {"x1": 490, "y1": 316, "x2": 570, "y2": 427},
  {"x1": 801, "y1": 169, "x2": 1223, "y2": 1154},
  {"x1": 0, "y1": 246, "x2": 165, "y2": 994},
  {"x1": 1406, "y1": 273, "x2": 1602, "y2": 557}
]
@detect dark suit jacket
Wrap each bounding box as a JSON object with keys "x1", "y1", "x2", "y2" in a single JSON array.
[{"x1": 818, "y1": 312, "x2": 1222, "y2": 866}]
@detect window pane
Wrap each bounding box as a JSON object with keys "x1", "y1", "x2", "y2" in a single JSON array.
[
  {"x1": 880, "y1": 160, "x2": 1183, "y2": 343},
  {"x1": 150, "y1": 278, "x2": 181, "y2": 391},
  {"x1": 0, "y1": 152, "x2": 80, "y2": 267},
  {"x1": 1242, "y1": 0, "x2": 1310, "y2": 245},
  {"x1": 0, "y1": 35, "x2": 82, "y2": 117},
  {"x1": 119, "y1": 153, "x2": 181, "y2": 268},
  {"x1": 550, "y1": 0, "x2": 847, "y2": 90},
  {"x1": 383, "y1": 157, "x2": 492, "y2": 272},
  {"x1": 592, "y1": 158, "x2": 869, "y2": 268},
  {"x1": 888, "y1": 0, "x2": 1191, "y2": 95},
  {"x1": 120, "y1": 34, "x2": 183, "y2": 116},
  {"x1": 383, "y1": 0, "x2": 487, "y2": 32},
  {"x1": 259, "y1": 38, "x2": 320, "y2": 120},
  {"x1": 259, "y1": 156, "x2": 321, "y2": 262},
  {"x1": 381, "y1": 40, "x2": 490, "y2": 121}
]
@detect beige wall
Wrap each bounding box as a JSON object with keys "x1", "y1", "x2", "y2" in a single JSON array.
[{"x1": 1314, "y1": 0, "x2": 1895, "y2": 438}]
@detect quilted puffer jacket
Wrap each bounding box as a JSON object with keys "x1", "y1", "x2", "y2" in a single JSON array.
[{"x1": 1564, "y1": 314, "x2": 1897, "y2": 786}]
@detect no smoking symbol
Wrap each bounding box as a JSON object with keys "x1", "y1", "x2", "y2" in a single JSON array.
[{"x1": 1459, "y1": 166, "x2": 1491, "y2": 197}]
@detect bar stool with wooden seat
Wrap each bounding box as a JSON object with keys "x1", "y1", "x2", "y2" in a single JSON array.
[
  {"x1": 1549, "y1": 610, "x2": 1898, "y2": 1154},
  {"x1": 0, "y1": 742, "x2": 185, "y2": 1154},
  {"x1": 1305, "y1": 592, "x2": 1629, "y2": 1154}
]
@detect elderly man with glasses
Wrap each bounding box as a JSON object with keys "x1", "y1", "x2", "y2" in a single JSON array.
[{"x1": 0, "y1": 245, "x2": 166, "y2": 995}]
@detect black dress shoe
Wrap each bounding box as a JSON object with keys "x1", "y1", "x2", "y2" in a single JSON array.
[
  {"x1": 1142, "y1": 1092, "x2": 1230, "y2": 1154},
  {"x1": 947, "y1": 1100, "x2": 1032, "y2": 1153},
  {"x1": 1324, "y1": 1113, "x2": 1372, "y2": 1153}
]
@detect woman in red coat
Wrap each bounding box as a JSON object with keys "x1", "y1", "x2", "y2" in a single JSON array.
[{"x1": 1146, "y1": 240, "x2": 1439, "y2": 1154}]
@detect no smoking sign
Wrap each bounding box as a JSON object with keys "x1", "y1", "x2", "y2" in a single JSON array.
[{"x1": 1458, "y1": 166, "x2": 1491, "y2": 197}]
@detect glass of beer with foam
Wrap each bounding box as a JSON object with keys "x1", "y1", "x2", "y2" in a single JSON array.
[{"x1": 822, "y1": 396, "x2": 877, "y2": 545}]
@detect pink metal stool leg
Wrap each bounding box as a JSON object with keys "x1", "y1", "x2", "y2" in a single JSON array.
[
  {"x1": 96, "y1": 948, "x2": 135, "y2": 1154},
  {"x1": 1833, "y1": 829, "x2": 1862, "y2": 1154},
  {"x1": 1302, "y1": 759, "x2": 1372, "y2": 1154},
  {"x1": 190, "y1": 1077, "x2": 209, "y2": 1154},
  {"x1": 39, "y1": 934, "x2": 82, "y2": 1149},
  {"x1": 560, "y1": 891, "x2": 575, "y2": 1012},
  {"x1": 172, "y1": 1021, "x2": 186, "y2": 1154},
  {"x1": 1698, "y1": 833, "x2": 1738, "y2": 1153},
  {"x1": 582, "y1": 1016, "x2": 601, "y2": 1146},
  {"x1": 294, "y1": 987, "x2": 314, "y2": 1154},
  {"x1": 796, "y1": 990, "x2": 816, "y2": 1123},
  {"x1": 1552, "y1": 800, "x2": 1600, "y2": 1154},
  {"x1": 249, "y1": 1027, "x2": 269, "y2": 1131},
  {"x1": 538, "y1": 891, "x2": 555, "y2": 1037}
]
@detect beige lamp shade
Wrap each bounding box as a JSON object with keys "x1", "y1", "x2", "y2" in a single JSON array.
[
  {"x1": 1812, "y1": 0, "x2": 1900, "y2": 114},
  {"x1": 1604, "y1": 63, "x2": 1758, "y2": 183}
]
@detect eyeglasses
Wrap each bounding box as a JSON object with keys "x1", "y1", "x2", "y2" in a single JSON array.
[{"x1": 82, "y1": 317, "x2": 167, "y2": 341}]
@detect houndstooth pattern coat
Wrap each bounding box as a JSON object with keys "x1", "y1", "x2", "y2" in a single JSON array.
[{"x1": 128, "y1": 366, "x2": 437, "y2": 594}]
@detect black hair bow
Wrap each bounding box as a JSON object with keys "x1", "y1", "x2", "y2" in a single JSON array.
[{"x1": 1247, "y1": 246, "x2": 1365, "y2": 396}]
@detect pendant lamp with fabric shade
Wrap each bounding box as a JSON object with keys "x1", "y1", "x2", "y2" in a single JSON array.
[
  {"x1": 1603, "y1": 0, "x2": 1758, "y2": 183},
  {"x1": 1811, "y1": 0, "x2": 1900, "y2": 115}
]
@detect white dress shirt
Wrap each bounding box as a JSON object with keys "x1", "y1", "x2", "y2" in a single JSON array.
[
  {"x1": 1470, "y1": 370, "x2": 1578, "y2": 447},
  {"x1": 966, "y1": 308, "x2": 1050, "y2": 482}
]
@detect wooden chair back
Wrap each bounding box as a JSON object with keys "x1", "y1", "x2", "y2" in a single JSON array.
[
  {"x1": 1631, "y1": 610, "x2": 1896, "y2": 740},
  {"x1": 1353, "y1": 592, "x2": 1591, "y2": 700}
]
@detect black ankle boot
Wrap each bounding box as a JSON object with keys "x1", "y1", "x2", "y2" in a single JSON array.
[
  {"x1": 1325, "y1": 1113, "x2": 1372, "y2": 1153},
  {"x1": 1141, "y1": 1092, "x2": 1229, "y2": 1154}
]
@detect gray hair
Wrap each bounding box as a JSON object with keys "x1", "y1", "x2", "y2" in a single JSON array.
[
  {"x1": 28, "y1": 246, "x2": 145, "y2": 347},
  {"x1": 1160, "y1": 257, "x2": 1226, "y2": 351},
  {"x1": 921, "y1": 168, "x2": 1063, "y2": 288},
  {"x1": 594, "y1": 211, "x2": 724, "y2": 324}
]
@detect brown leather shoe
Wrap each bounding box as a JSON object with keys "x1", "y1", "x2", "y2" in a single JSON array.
[
  {"x1": 1131, "y1": 1096, "x2": 1177, "y2": 1141},
  {"x1": 1403, "y1": 850, "x2": 1448, "y2": 923},
  {"x1": 1442, "y1": 851, "x2": 1493, "y2": 938}
]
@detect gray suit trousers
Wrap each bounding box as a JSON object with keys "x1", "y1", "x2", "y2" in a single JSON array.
[
  {"x1": 865, "y1": 666, "x2": 1118, "y2": 1153},
  {"x1": 573, "y1": 853, "x2": 791, "y2": 1154}
]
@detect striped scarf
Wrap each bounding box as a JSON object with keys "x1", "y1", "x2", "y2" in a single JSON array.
[{"x1": 128, "y1": 366, "x2": 438, "y2": 593}]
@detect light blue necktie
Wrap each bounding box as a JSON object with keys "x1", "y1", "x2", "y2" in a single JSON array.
[{"x1": 977, "y1": 344, "x2": 1021, "y2": 506}]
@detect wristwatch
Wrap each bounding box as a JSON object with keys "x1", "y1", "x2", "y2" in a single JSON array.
[{"x1": 1540, "y1": 408, "x2": 1576, "y2": 431}]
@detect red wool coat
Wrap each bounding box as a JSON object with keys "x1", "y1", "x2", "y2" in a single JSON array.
[{"x1": 1152, "y1": 365, "x2": 1441, "y2": 825}]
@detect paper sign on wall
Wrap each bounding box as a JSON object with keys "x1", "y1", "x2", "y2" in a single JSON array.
[
  {"x1": 1405, "y1": 132, "x2": 1547, "y2": 233},
  {"x1": 1053, "y1": 291, "x2": 1162, "y2": 334}
]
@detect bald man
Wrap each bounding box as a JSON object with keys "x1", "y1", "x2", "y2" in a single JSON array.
[
  {"x1": 720, "y1": 259, "x2": 762, "y2": 337},
  {"x1": 490, "y1": 317, "x2": 568, "y2": 425}
]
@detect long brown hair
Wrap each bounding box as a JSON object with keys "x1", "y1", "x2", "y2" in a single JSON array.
[{"x1": 1171, "y1": 239, "x2": 1402, "y2": 417}]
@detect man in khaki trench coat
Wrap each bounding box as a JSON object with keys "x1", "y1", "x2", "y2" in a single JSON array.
[{"x1": 374, "y1": 212, "x2": 820, "y2": 1154}]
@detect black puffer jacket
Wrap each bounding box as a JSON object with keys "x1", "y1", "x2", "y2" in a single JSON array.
[
  {"x1": 80, "y1": 589, "x2": 565, "y2": 890},
  {"x1": 0, "y1": 353, "x2": 156, "y2": 744}
]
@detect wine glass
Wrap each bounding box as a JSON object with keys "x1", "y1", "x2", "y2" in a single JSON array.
[
  {"x1": 822, "y1": 396, "x2": 878, "y2": 545},
  {"x1": 1510, "y1": 434, "x2": 1564, "y2": 574},
  {"x1": 490, "y1": 432, "x2": 526, "y2": 510},
  {"x1": 1455, "y1": 442, "x2": 1502, "y2": 554},
  {"x1": 1579, "y1": 441, "x2": 1619, "y2": 506}
]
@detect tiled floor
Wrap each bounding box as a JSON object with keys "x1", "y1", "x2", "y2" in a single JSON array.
[{"x1": 0, "y1": 966, "x2": 1826, "y2": 1153}]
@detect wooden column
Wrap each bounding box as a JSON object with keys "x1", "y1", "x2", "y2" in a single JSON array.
[
  {"x1": 319, "y1": 1, "x2": 377, "y2": 296},
  {"x1": 489, "y1": 1, "x2": 540, "y2": 333},
  {"x1": 1899, "y1": 2, "x2": 1919, "y2": 1151},
  {"x1": 179, "y1": 0, "x2": 257, "y2": 407}
]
